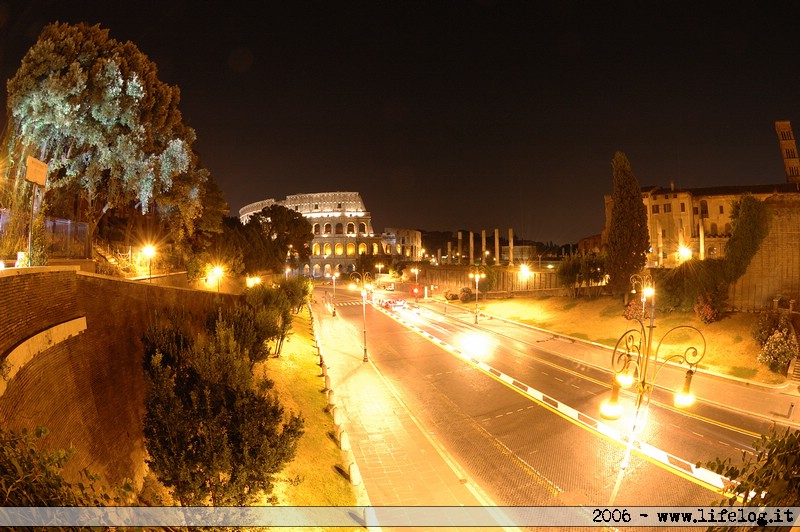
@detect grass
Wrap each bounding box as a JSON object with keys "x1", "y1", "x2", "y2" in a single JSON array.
[
  {"x1": 448, "y1": 294, "x2": 787, "y2": 385},
  {"x1": 258, "y1": 307, "x2": 358, "y2": 508}
]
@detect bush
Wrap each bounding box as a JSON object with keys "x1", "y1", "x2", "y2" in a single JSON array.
[
  {"x1": 757, "y1": 328, "x2": 798, "y2": 374},
  {"x1": 623, "y1": 298, "x2": 645, "y2": 321},
  {"x1": 442, "y1": 289, "x2": 459, "y2": 301},
  {"x1": 752, "y1": 311, "x2": 791, "y2": 347},
  {"x1": 459, "y1": 287, "x2": 473, "y2": 303},
  {"x1": 694, "y1": 293, "x2": 721, "y2": 324}
]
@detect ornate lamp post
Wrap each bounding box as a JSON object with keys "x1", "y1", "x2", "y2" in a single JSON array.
[
  {"x1": 351, "y1": 271, "x2": 373, "y2": 362},
  {"x1": 600, "y1": 272, "x2": 706, "y2": 503},
  {"x1": 468, "y1": 267, "x2": 486, "y2": 324}
]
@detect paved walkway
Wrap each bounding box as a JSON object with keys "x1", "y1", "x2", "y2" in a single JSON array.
[{"x1": 311, "y1": 297, "x2": 511, "y2": 531}]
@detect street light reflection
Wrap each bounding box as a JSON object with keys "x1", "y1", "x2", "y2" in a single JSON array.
[{"x1": 454, "y1": 331, "x2": 495, "y2": 360}]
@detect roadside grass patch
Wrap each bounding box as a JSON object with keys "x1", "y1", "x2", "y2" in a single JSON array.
[{"x1": 258, "y1": 308, "x2": 357, "y2": 509}]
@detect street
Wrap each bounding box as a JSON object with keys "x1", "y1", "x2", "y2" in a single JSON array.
[{"x1": 320, "y1": 287, "x2": 776, "y2": 508}]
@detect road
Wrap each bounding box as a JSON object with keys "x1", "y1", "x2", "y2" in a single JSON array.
[{"x1": 325, "y1": 287, "x2": 774, "y2": 507}]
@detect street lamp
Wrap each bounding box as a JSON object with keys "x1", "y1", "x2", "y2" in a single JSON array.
[
  {"x1": 468, "y1": 267, "x2": 486, "y2": 324},
  {"x1": 520, "y1": 264, "x2": 531, "y2": 290},
  {"x1": 351, "y1": 271, "x2": 373, "y2": 362},
  {"x1": 285, "y1": 266, "x2": 291, "y2": 280},
  {"x1": 376, "y1": 263, "x2": 384, "y2": 276},
  {"x1": 211, "y1": 265, "x2": 223, "y2": 294},
  {"x1": 142, "y1": 245, "x2": 156, "y2": 283},
  {"x1": 410, "y1": 266, "x2": 420, "y2": 302},
  {"x1": 600, "y1": 272, "x2": 706, "y2": 503}
]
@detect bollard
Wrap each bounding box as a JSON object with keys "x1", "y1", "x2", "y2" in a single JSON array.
[
  {"x1": 324, "y1": 375, "x2": 331, "y2": 391},
  {"x1": 340, "y1": 430, "x2": 351, "y2": 451},
  {"x1": 321, "y1": 363, "x2": 328, "y2": 377},
  {"x1": 332, "y1": 405, "x2": 342, "y2": 425},
  {"x1": 348, "y1": 462, "x2": 361, "y2": 485},
  {"x1": 327, "y1": 389, "x2": 335, "y2": 408},
  {"x1": 789, "y1": 403, "x2": 795, "y2": 418}
]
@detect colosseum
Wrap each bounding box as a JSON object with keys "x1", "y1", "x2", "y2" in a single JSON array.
[{"x1": 239, "y1": 191, "x2": 422, "y2": 278}]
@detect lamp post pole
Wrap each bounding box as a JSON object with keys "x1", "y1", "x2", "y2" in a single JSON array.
[
  {"x1": 351, "y1": 271, "x2": 373, "y2": 362},
  {"x1": 601, "y1": 272, "x2": 705, "y2": 504},
  {"x1": 468, "y1": 268, "x2": 485, "y2": 324}
]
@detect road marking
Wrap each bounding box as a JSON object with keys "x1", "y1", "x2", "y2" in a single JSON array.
[{"x1": 375, "y1": 304, "x2": 735, "y2": 497}]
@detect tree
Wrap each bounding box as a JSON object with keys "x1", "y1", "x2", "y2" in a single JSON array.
[
  {"x1": 246, "y1": 204, "x2": 313, "y2": 272},
  {"x1": 606, "y1": 152, "x2": 649, "y2": 295},
  {"x1": 723, "y1": 194, "x2": 769, "y2": 283},
  {"x1": 0, "y1": 426, "x2": 131, "y2": 507},
  {"x1": 142, "y1": 313, "x2": 303, "y2": 506},
  {"x1": 702, "y1": 425, "x2": 800, "y2": 512},
  {"x1": 4, "y1": 22, "x2": 202, "y2": 240}
]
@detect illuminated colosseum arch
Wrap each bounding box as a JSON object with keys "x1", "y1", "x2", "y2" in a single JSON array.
[
  {"x1": 335, "y1": 243, "x2": 344, "y2": 255},
  {"x1": 358, "y1": 243, "x2": 367, "y2": 255},
  {"x1": 346, "y1": 243, "x2": 356, "y2": 255}
]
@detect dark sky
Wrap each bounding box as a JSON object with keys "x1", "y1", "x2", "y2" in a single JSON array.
[{"x1": 2, "y1": 1, "x2": 799, "y2": 244}]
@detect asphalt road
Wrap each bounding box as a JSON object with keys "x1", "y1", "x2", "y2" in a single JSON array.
[{"x1": 329, "y1": 289, "x2": 770, "y2": 507}]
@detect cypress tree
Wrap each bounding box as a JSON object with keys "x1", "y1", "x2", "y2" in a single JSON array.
[{"x1": 606, "y1": 152, "x2": 649, "y2": 295}]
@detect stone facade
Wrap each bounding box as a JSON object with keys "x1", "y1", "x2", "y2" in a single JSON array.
[{"x1": 603, "y1": 182, "x2": 800, "y2": 268}]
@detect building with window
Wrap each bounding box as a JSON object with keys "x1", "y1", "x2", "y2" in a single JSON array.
[
  {"x1": 602, "y1": 182, "x2": 800, "y2": 268},
  {"x1": 239, "y1": 192, "x2": 420, "y2": 278}
]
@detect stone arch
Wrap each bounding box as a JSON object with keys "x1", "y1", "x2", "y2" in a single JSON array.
[
  {"x1": 347, "y1": 222, "x2": 355, "y2": 234},
  {"x1": 324, "y1": 223, "x2": 332, "y2": 234},
  {"x1": 312, "y1": 243, "x2": 321, "y2": 256},
  {"x1": 358, "y1": 243, "x2": 367, "y2": 255},
  {"x1": 346, "y1": 243, "x2": 356, "y2": 255},
  {"x1": 335, "y1": 243, "x2": 344, "y2": 256},
  {"x1": 323, "y1": 243, "x2": 332, "y2": 256},
  {"x1": 335, "y1": 223, "x2": 344, "y2": 235},
  {"x1": 313, "y1": 223, "x2": 320, "y2": 235},
  {"x1": 359, "y1": 222, "x2": 367, "y2": 234}
]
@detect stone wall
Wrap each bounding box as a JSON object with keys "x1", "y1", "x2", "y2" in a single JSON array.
[
  {"x1": 0, "y1": 268, "x2": 239, "y2": 489},
  {"x1": 729, "y1": 194, "x2": 800, "y2": 311}
]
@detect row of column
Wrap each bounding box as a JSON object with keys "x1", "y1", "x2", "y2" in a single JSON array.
[{"x1": 440, "y1": 228, "x2": 517, "y2": 265}]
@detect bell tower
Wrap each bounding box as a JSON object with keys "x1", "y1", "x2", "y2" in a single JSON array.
[{"x1": 775, "y1": 120, "x2": 800, "y2": 183}]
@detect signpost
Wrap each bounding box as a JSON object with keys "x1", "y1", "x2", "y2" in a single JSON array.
[{"x1": 24, "y1": 156, "x2": 48, "y2": 266}]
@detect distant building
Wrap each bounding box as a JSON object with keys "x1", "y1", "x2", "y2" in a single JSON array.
[
  {"x1": 239, "y1": 191, "x2": 420, "y2": 278},
  {"x1": 600, "y1": 121, "x2": 800, "y2": 269}
]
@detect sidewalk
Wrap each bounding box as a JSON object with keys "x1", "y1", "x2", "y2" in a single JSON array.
[{"x1": 310, "y1": 298, "x2": 509, "y2": 531}]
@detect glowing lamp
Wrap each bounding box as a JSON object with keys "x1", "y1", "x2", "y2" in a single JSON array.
[
  {"x1": 674, "y1": 370, "x2": 696, "y2": 407},
  {"x1": 600, "y1": 382, "x2": 623, "y2": 420}
]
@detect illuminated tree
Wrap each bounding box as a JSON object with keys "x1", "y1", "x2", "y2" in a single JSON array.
[
  {"x1": 606, "y1": 151, "x2": 649, "y2": 295},
  {"x1": 4, "y1": 22, "x2": 201, "y2": 239}
]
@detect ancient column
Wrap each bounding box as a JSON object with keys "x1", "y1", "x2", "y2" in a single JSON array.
[
  {"x1": 457, "y1": 232, "x2": 463, "y2": 265},
  {"x1": 508, "y1": 228, "x2": 514, "y2": 266},
  {"x1": 494, "y1": 228, "x2": 500, "y2": 265},
  {"x1": 469, "y1": 231, "x2": 474, "y2": 264},
  {"x1": 481, "y1": 230, "x2": 487, "y2": 265}
]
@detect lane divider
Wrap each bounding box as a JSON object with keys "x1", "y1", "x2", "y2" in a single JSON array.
[{"x1": 375, "y1": 305, "x2": 730, "y2": 494}]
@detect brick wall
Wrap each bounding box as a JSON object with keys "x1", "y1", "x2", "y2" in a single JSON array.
[{"x1": 0, "y1": 269, "x2": 240, "y2": 489}]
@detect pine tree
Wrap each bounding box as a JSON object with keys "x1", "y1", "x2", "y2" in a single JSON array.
[{"x1": 606, "y1": 152, "x2": 649, "y2": 295}]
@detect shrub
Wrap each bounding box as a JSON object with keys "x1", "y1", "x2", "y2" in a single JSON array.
[
  {"x1": 694, "y1": 293, "x2": 720, "y2": 324},
  {"x1": 623, "y1": 299, "x2": 645, "y2": 321},
  {"x1": 752, "y1": 311, "x2": 791, "y2": 347},
  {"x1": 443, "y1": 289, "x2": 459, "y2": 301},
  {"x1": 757, "y1": 328, "x2": 798, "y2": 374},
  {"x1": 459, "y1": 287, "x2": 473, "y2": 303}
]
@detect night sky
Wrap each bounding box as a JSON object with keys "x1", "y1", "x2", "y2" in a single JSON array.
[{"x1": 2, "y1": 1, "x2": 799, "y2": 244}]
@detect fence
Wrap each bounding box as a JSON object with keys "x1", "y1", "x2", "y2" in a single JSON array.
[{"x1": 0, "y1": 209, "x2": 90, "y2": 260}]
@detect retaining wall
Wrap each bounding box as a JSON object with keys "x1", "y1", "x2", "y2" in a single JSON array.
[{"x1": 0, "y1": 267, "x2": 238, "y2": 489}]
